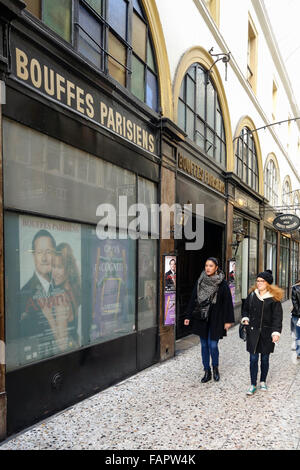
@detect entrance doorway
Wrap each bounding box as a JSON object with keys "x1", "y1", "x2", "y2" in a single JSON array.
[{"x1": 176, "y1": 219, "x2": 224, "y2": 339}]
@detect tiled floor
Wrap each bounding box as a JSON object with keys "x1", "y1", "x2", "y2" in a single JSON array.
[{"x1": 1, "y1": 300, "x2": 299, "y2": 450}]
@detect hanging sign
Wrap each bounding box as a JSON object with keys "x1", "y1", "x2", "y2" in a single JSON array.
[{"x1": 272, "y1": 214, "x2": 300, "y2": 232}]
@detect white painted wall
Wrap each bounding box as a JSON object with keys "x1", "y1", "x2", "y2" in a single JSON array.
[{"x1": 155, "y1": 0, "x2": 300, "y2": 203}]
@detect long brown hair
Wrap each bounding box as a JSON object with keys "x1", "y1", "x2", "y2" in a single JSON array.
[{"x1": 249, "y1": 283, "x2": 284, "y2": 302}]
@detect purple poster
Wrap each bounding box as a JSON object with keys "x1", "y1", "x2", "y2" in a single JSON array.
[
  {"x1": 164, "y1": 292, "x2": 176, "y2": 326},
  {"x1": 90, "y1": 235, "x2": 135, "y2": 342}
]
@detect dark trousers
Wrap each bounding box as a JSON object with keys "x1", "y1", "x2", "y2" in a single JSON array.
[
  {"x1": 200, "y1": 331, "x2": 219, "y2": 370},
  {"x1": 249, "y1": 353, "x2": 270, "y2": 386}
]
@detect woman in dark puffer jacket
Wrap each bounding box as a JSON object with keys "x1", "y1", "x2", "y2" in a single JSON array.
[
  {"x1": 241, "y1": 270, "x2": 283, "y2": 396},
  {"x1": 291, "y1": 280, "x2": 300, "y2": 360}
]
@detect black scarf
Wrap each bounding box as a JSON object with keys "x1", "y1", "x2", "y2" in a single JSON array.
[{"x1": 197, "y1": 270, "x2": 224, "y2": 305}]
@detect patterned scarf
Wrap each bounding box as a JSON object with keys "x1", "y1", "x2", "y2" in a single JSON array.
[{"x1": 197, "y1": 270, "x2": 225, "y2": 305}]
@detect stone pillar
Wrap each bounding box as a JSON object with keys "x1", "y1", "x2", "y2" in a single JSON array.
[
  {"x1": 159, "y1": 118, "x2": 185, "y2": 361},
  {"x1": 0, "y1": 0, "x2": 26, "y2": 440},
  {"x1": 0, "y1": 105, "x2": 6, "y2": 441}
]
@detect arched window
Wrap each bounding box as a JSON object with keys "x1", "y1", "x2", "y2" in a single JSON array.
[
  {"x1": 177, "y1": 63, "x2": 226, "y2": 167},
  {"x1": 235, "y1": 127, "x2": 259, "y2": 192},
  {"x1": 282, "y1": 178, "x2": 292, "y2": 207},
  {"x1": 264, "y1": 158, "x2": 278, "y2": 206},
  {"x1": 25, "y1": 0, "x2": 159, "y2": 111}
]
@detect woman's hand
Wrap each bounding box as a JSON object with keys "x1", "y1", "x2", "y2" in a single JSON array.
[
  {"x1": 224, "y1": 323, "x2": 232, "y2": 331},
  {"x1": 184, "y1": 319, "x2": 190, "y2": 326},
  {"x1": 272, "y1": 335, "x2": 280, "y2": 343}
]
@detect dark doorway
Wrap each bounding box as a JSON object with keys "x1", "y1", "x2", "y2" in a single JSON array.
[{"x1": 176, "y1": 219, "x2": 224, "y2": 339}]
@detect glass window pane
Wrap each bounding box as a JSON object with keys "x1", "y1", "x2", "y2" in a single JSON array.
[
  {"x1": 206, "y1": 128, "x2": 214, "y2": 158},
  {"x1": 187, "y1": 65, "x2": 196, "y2": 80},
  {"x1": 138, "y1": 240, "x2": 157, "y2": 330},
  {"x1": 196, "y1": 119, "x2": 205, "y2": 149},
  {"x1": 138, "y1": 177, "x2": 158, "y2": 237},
  {"x1": 85, "y1": 0, "x2": 102, "y2": 15},
  {"x1": 196, "y1": 67, "x2": 206, "y2": 119},
  {"x1": 221, "y1": 142, "x2": 226, "y2": 167},
  {"x1": 179, "y1": 78, "x2": 185, "y2": 100},
  {"x1": 146, "y1": 69, "x2": 158, "y2": 111},
  {"x1": 90, "y1": 233, "x2": 136, "y2": 344},
  {"x1": 147, "y1": 38, "x2": 156, "y2": 72},
  {"x1": 178, "y1": 100, "x2": 185, "y2": 131},
  {"x1": 3, "y1": 119, "x2": 136, "y2": 224},
  {"x1": 108, "y1": 32, "x2": 126, "y2": 87},
  {"x1": 216, "y1": 106, "x2": 222, "y2": 137},
  {"x1": 133, "y1": 0, "x2": 144, "y2": 17},
  {"x1": 132, "y1": 12, "x2": 147, "y2": 61},
  {"x1": 43, "y1": 0, "x2": 72, "y2": 42},
  {"x1": 249, "y1": 238, "x2": 258, "y2": 288},
  {"x1": 215, "y1": 136, "x2": 221, "y2": 164},
  {"x1": 186, "y1": 76, "x2": 195, "y2": 109},
  {"x1": 26, "y1": 0, "x2": 41, "y2": 18},
  {"x1": 78, "y1": 6, "x2": 102, "y2": 68},
  {"x1": 131, "y1": 55, "x2": 145, "y2": 101},
  {"x1": 108, "y1": 0, "x2": 127, "y2": 39},
  {"x1": 249, "y1": 221, "x2": 257, "y2": 239},
  {"x1": 186, "y1": 108, "x2": 194, "y2": 140},
  {"x1": 5, "y1": 212, "x2": 82, "y2": 371},
  {"x1": 206, "y1": 81, "x2": 215, "y2": 128}
]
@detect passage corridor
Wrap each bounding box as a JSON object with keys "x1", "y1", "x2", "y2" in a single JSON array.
[{"x1": 1, "y1": 301, "x2": 299, "y2": 450}]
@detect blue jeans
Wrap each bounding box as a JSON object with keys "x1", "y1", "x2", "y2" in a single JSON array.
[
  {"x1": 250, "y1": 353, "x2": 270, "y2": 386},
  {"x1": 291, "y1": 316, "x2": 300, "y2": 356},
  {"x1": 200, "y1": 331, "x2": 219, "y2": 370}
]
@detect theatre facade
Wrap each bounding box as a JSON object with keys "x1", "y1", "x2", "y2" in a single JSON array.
[{"x1": 0, "y1": 0, "x2": 166, "y2": 436}]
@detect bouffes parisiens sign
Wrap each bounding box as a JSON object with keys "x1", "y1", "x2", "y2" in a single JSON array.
[
  {"x1": 272, "y1": 214, "x2": 300, "y2": 232},
  {"x1": 11, "y1": 36, "x2": 156, "y2": 155}
]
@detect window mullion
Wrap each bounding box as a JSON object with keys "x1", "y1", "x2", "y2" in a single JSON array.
[{"x1": 74, "y1": 0, "x2": 79, "y2": 50}]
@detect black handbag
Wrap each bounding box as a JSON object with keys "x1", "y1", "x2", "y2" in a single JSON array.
[
  {"x1": 239, "y1": 292, "x2": 254, "y2": 341},
  {"x1": 239, "y1": 323, "x2": 247, "y2": 341},
  {"x1": 191, "y1": 297, "x2": 212, "y2": 321}
]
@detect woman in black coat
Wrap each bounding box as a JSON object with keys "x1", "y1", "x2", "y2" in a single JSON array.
[
  {"x1": 184, "y1": 257, "x2": 234, "y2": 383},
  {"x1": 291, "y1": 280, "x2": 300, "y2": 359},
  {"x1": 241, "y1": 270, "x2": 283, "y2": 396}
]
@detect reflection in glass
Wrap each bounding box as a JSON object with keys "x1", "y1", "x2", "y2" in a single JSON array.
[
  {"x1": 5, "y1": 213, "x2": 82, "y2": 371},
  {"x1": 78, "y1": 6, "x2": 102, "y2": 68},
  {"x1": 138, "y1": 240, "x2": 157, "y2": 330},
  {"x1": 132, "y1": 12, "x2": 147, "y2": 61},
  {"x1": 43, "y1": 0, "x2": 72, "y2": 42},
  {"x1": 132, "y1": 55, "x2": 145, "y2": 101},
  {"x1": 108, "y1": 32, "x2": 126, "y2": 86},
  {"x1": 90, "y1": 232, "x2": 136, "y2": 342},
  {"x1": 108, "y1": 0, "x2": 127, "y2": 39}
]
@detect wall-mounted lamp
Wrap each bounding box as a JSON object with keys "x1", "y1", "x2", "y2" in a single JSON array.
[{"x1": 231, "y1": 229, "x2": 246, "y2": 257}]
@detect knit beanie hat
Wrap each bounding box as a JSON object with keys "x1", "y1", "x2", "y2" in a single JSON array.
[{"x1": 257, "y1": 269, "x2": 273, "y2": 285}]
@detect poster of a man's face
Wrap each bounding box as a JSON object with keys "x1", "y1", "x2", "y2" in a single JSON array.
[
  {"x1": 12, "y1": 215, "x2": 82, "y2": 369},
  {"x1": 164, "y1": 256, "x2": 176, "y2": 293},
  {"x1": 164, "y1": 256, "x2": 176, "y2": 326},
  {"x1": 32, "y1": 232, "x2": 56, "y2": 281}
]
